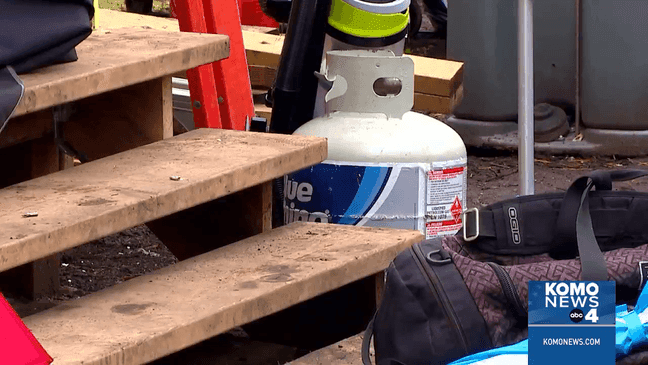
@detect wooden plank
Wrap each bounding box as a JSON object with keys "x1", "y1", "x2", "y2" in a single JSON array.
[
  {"x1": 413, "y1": 85, "x2": 464, "y2": 114},
  {"x1": 254, "y1": 87, "x2": 463, "y2": 117},
  {"x1": 24, "y1": 222, "x2": 423, "y2": 365},
  {"x1": 242, "y1": 25, "x2": 280, "y2": 34},
  {"x1": 255, "y1": 103, "x2": 273, "y2": 121},
  {"x1": 94, "y1": 9, "x2": 462, "y2": 98},
  {"x1": 287, "y1": 333, "x2": 365, "y2": 365},
  {"x1": 0, "y1": 137, "x2": 63, "y2": 299},
  {"x1": 95, "y1": 9, "x2": 276, "y2": 34},
  {"x1": 375, "y1": 270, "x2": 386, "y2": 304},
  {"x1": 161, "y1": 77, "x2": 175, "y2": 140},
  {"x1": 260, "y1": 181, "x2": 273, "y2": 232},
  {"x1": 411, "y1": 55, "x2": 464, "y2": 98},
  {"x1": 145, "y1": 182, "x2": 273, "y2": 261},
  {"x1": 13, "y1": 28, "x2": 229, "y2": 117},
  {"x1": 26, "y1": 138, "x2": 62, "y2": 298},
  {"x1": 0, "y1": 110, "x2": 53, "y2": 150},
  {"x1": 63, "y1": 77, "x2": 174, "y2": 162},
  {"x1": 240, "y1": 31, "x2": 462, "y2": 98},
  {"x1": 96, "y1": 8, "x2": 181, "y2": 31},
  {"x1": 242, "y1": 31, "x2": 284, "y2": 71},
  {"x1": 249, "y1": 65, "x2": 277, "y2": 89},
  {"x1": 0, "y1": 128, "x2": 326, "y2": 272}
]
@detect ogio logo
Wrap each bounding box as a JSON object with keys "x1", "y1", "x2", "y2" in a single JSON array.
[{"x1": 508, "y1": 207, "x2": 521, "y2": 244}]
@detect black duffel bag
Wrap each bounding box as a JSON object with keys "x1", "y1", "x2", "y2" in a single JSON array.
[
  {"x1": 1, "y1": 0, "x2": 94, "y2": 133},
  {"x1": 362, "y1": 169, "x2": 648, "y2": 365},
  {"x1": 462, "y1": 169, "x2": 648, "y2": 257}
]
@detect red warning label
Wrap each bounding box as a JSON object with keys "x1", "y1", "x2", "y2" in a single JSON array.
[
  {"x1": 426, "y1": 162, "x2": 467, "y2": 239},
  {"x1": 450, "y1": 196, "x2": 462, "y2": 223},
  {"x1": 425, "y1": 221, "x2": 463, "y2": 238}
]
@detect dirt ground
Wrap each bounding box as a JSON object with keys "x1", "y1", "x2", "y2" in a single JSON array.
[{"x1": 8, "y1": 6, "x2": 648, "y2": 365}]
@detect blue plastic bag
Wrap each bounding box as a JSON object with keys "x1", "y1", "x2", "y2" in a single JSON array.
[
  {"x1": 615, "y1": 282, "x2": 648, "y2": 358},
  {"x1": 447, "y1": 340, "x2": 528, "y2": 365}
]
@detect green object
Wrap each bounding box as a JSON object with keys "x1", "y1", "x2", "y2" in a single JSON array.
[{"x1": 327, "y1": 0, "x2": 409, "y2": 38}]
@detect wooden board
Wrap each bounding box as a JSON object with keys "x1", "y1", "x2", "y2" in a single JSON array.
[
  {"x1": 411, "y1": 55, "x2": 463, "y2": 98},
  {"x1": 288, "y1": 333, "x2": 366, "y2": 365},
  {"x1": 94, "y1": 9, "x2": 462, "y2": 98},
  {"x1": 255, "y1": 103, "x2": 273, "y2": 121},
  {"x1": 241, "y1": 31, "x2": 462, "y2": 98},
  {"x1": 13, "y1": 27, "x2": 228, "y2": 117},
  {"x1": 95, "y1": 9, "x2": 276, "y2": 35},
  {"x1": 96, "y1": 9, "x2": 181, "y2": 31},
  {"x1": 24, "y1": 222, "x2": 423, "y2": 365},
  {"x1": 0, "y1": 128, "x2": 326, "y2": 272},
  {"x1": 252, "y1": 87, "x2": 463, "y2": 118},
  {"x1": 414, "y1": 85, "x2": 464, "y2": 114},
  {"x1": 0, "y1": 137, "x2": 66, "y2": 299},
  {"x1": 0, "y1": 111, "x2": 54, "y2": 149},
  {"x1": 62, "y1": 77, "x2": 174, "y2": 161},
  {"x1": 249, "y1": 65, "x2": 278, "y2": 89},
  {"x1": 145, "y1": 182, "x2": 274, "y2": 261}
]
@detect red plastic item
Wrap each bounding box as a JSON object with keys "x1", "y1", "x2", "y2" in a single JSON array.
[
  {"x1": 203, "y1": 0, "x2": 256, "y2": 130},
  {"x1": 170, "y1": 0, "x2": 256, "y2": 130},
  {"x1": 0, "y1": 293, "x2": 52, "y2": 365},
  {"x1": 170, "y1": 0, "x2": 223, "y2": 129},
  {"x1": 240, "y1": 0, "x2": 279, "y2": 27},
  {"x1": 170, "y1": 0, "x2": 278, "y2": 28}
]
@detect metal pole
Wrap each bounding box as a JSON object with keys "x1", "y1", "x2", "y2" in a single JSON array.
[
  {"x1": 575, "y1": 0, "x2": 581, "y2": 136},
  {"x1": 518, "y1": 0, "x2": 534, "y2": 195}
]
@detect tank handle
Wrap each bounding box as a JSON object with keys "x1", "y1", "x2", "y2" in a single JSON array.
[
  {"x1": 323, "y1": 50, "x2": 414, "y2": 119},
  {"x1": 314, "y1": 72, "x2": 348, "y2": 103}
]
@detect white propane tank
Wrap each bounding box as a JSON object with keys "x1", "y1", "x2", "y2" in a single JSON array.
[{"x1": 285, "y1": 50, "x2": 468, "y2": 239}]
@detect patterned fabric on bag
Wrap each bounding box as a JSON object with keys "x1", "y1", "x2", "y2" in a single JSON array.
[{"x1": 444, "y1": 235, "x2": 646, "y2": 347}]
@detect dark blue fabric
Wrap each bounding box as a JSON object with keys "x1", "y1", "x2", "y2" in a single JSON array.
[
  {"x1": 0, "y1": 66, "x2": 23, "y2": 133},
  {"x1": 0, "y1": 0, "x2": 93, "y2": 133},
  {"x1": 0, "y1": 0, "x2": 93, "y2": 73}
]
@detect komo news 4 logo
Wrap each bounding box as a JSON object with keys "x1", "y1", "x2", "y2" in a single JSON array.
[
  {"x1": 544, "y1": 282, "x2": 601, "y2": 323},
  {"x1": 528, "y1": 281, "x2": 615, "y2": 365}
]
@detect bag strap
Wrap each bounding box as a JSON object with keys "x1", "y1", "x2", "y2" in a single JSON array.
[
  {"x1": 361, "y1": 319, "x2": 408, "y2": 365},
  {"x1": 553, "y1": 169, "x2": 648, "y2": 259},
  {"x1": 362, "y1": 317, "x2": 375, "y2": 365},
  {"x1": 588, "y1": 169, "x2": 648, "y2": 191},
  {"x1": 574, "y1": 177, "x2": 608, "y2": 281}
]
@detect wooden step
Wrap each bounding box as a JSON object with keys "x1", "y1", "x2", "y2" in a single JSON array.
[
  {"x1": 0, "y1": 128, "x2": 326, "y2": 272},
  {"x1": 288, "y1": 333, "x2": 366, "y2": 365},
  {"x1": 13, "y1": 27, "x2": 228, "y2": 119},
  {"x1": 23, "y1": 222, "x2": 423, "y2": 365}
]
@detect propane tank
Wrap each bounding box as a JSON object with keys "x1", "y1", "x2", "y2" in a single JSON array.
[
  {"x1": 312, "y1": 0, "x2": 410, "y2": 118},
  {"x1": 286, "y1": 50, "x2": 468, "y2": 239}
]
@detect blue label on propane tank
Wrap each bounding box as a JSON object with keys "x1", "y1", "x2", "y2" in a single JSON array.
[{"x1": 283, "y1": 161, "x2": 426, "y2": 231}]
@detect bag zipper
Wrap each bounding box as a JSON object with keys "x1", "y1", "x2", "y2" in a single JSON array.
[
  {"x1": 487, "y1": 262, "x2": 527, "y2": 319},
  {"x1": 411, "y1": 244, "x2": 470, "y2": 353}
]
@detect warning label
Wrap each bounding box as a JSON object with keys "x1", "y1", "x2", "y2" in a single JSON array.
[
  {"x1": 426, "y1": 163, "x2": 466, "y2": 238},
  {"x1": 450, "y1": 196, "x2": 463, "y2": 223},
  {"x1": 426, "y1": 220, "x2": 463, "y2": 238}
]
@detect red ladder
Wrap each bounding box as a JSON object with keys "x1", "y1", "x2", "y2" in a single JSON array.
[{"x1": 170, "y1": 0, "x2": 256, "y2": 131}]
